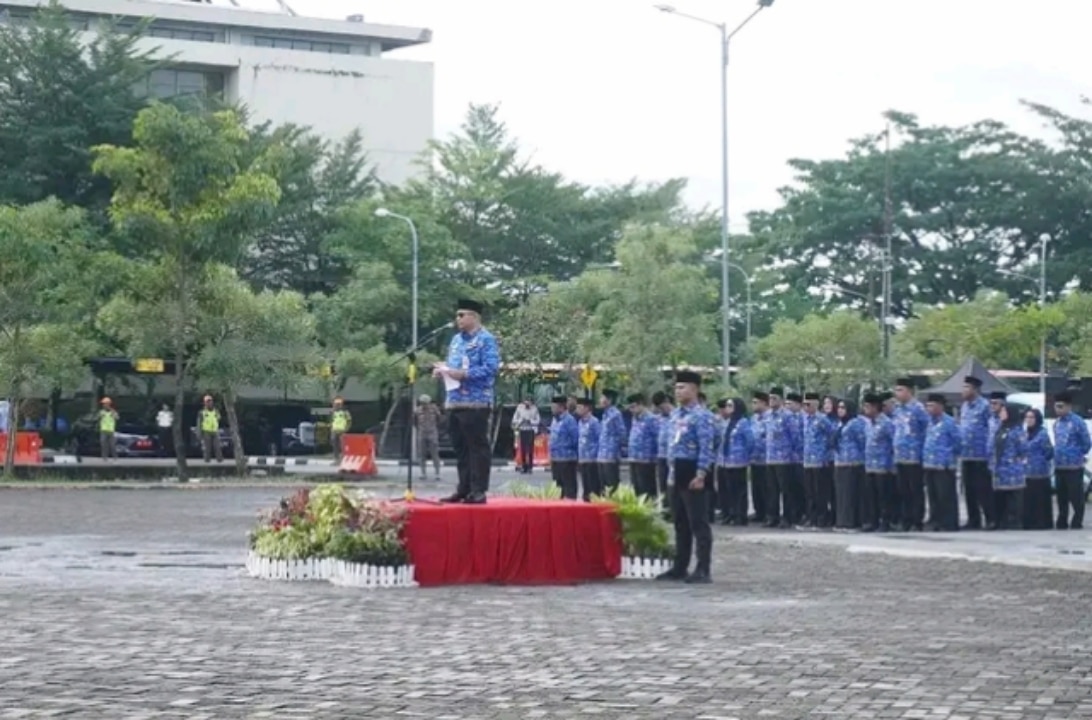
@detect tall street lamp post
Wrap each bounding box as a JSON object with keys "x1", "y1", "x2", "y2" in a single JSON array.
[
  {"x1": 998, "y1": 234, "x2": 1050, "y2": 397},
  {"x1": 655, "y1": 0, "x2": 776, "y2": 386}
]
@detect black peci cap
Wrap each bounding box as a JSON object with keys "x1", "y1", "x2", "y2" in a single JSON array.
[
  {"x1": 804, "y1": 392, "x2": 820, "y2": 401},
  {"x1": 651, "y1": 391, "x2": 669, "y2": 405},
  {"x1": 926, "y1": 393, "x2": 946, "y2": 404},
  {"x1": 769, "y1": 386, "x2": 784, "y2": 397},
  {"x1": 551, "y1": 396, "x2": 567, "y2": 405},
  {"x1": 676, "y1": 370, "x2": 702, "y2": 386},
  {"x1": 753, "y1": 391, "x2": 770, "y2": 402},
  {"x1": 879, "y1": 391, "x2": 894, "y2": 402},
  {"x1": 988, "y1": 391, "x2": 1008, "y2": 401},
  {"x1": 576, "y1": 397, "x2": 594, "y2": 407},
  {"x1": 625, "y1": 392, "x2": 646, "y2": 405},
  {"x1": 895, "y1": 377, "x2": 915, "y2": 389},
  {"x1": 786, "y1": 393, "x2": 803, "y2": 402},
  {"x1": 964, "y1": 376, "x2": 983, "y2": 388},
  {"x1": 457, "y1": 298, "x2": 484, "y2": 315},
  {"x1": 863, "y1": 393, "x2": 883, "y2": 406}
]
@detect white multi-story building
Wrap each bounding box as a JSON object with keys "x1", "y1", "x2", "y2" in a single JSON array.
[{"x1": 0, "y1": 0, "x2": 434, "y2": 185}]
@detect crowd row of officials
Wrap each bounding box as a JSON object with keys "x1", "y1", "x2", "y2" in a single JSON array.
[{"x1": 546, "y1": 373, "x2": 1092, "y2": 583}]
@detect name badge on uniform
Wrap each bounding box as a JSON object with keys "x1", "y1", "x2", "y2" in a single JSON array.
[{"x1": 673, "y1": 419, "x2": 687, "y2": 445}]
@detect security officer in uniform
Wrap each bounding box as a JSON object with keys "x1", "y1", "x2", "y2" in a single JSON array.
[
  {"x1": 656, "y1": 370, "x2": 716, "y2": 585},
  {"x1": 199, "y1": 395, "x2": 224, "y2": 463},
  {"x1": 330, "y1": 397, "x2": 351, "y2": 462}
]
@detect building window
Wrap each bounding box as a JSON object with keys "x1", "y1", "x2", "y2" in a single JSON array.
[
  {"x1": 148, "y1": 26, "x2": 218, "y2": 42},
  {"x1": 135, "y1": 68, "x2": 225, "y2": 100},
  {"x1": 253, "y1": 35, "x2": 351, "y2": 54}
]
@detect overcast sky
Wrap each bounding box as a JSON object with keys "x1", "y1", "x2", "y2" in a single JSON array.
[{"x1": 242, "y1": 0, "x2": 1090, "y2": 225}]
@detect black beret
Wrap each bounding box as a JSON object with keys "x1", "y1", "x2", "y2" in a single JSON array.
[
  {"x1": 988, "y1": 391, "x2": 1008, "y2": 401},
  {"x1": 676, "y1": 370, "x2": 702, "y2": 386},
  {"x1": 964, "y1": 376, "x2": 983, "y2": 388},
  {"x1": 926, "y1": 393, "x2": 947, "y2": 404},
  {"x1": 456, "y1": 298, "x2": 483, "y2": 314}
]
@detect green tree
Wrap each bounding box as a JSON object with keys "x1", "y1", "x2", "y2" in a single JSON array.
[
  {"x1": 92, "y1": 104, "x2": 282, "y2": 478},
  {"x1": 0, "y1": 1, "x2": 158, "y2": 215},
  {"x1": 0, "y1": 200, "x2": 91, "y2": 473}
]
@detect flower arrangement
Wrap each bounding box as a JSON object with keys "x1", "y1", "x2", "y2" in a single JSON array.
[
  {"x1": 248, "y1": 484, "x2": 409, "y2": 568},
  {"x1": 593, "y1": 484, "x2": 674, "y2": 561}
]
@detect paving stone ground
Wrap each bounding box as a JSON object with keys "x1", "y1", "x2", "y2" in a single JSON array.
[{"x1": 1, "y1": 487, "x2": 1091, "y2": 719}]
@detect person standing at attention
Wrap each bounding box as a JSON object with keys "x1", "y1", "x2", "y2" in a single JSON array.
[
  {"x1": 893, "y1": 379, "x2": 930, "y2": 532},
  {"x1": 548, "y1": 396, "x2": 579, "y2": 499},
  {"x1": 596, "y1": 389, "x2": 626, "y2": 494},
  {"x1": 156, "y1": 403, "x2": 174, "y2": 458},
  {"x1": 435, "y1": 299, "x2": 500, "y2": 505},
  {"x1": 959, "y1": 376, "x2": 993, "y2": 530},
  {"x1": 749, "y1": 391, "x2": 771, "y2": 525},
  {"x1": 575, "y1": 398, "x2": 601, "y2": 500},
  {"x1": 656, "y1": 370, "x2": 715, "y2": 584},
  {"x1": 1051, "y1": 390, "x2": 1090, "y2": 530},
  {"x1": 801, "y1": 392, "x2": 836, "y2": 529},
  {"x1": 414, "y1": 395, "x2": 443, "y2": 482},
  {"x1": 511, "y1": 397, "x2": 541, "y2": 474},
  {"x1": 1021, "y1": 408, "x2": 1053, "y2": 530},
  {"x1": 991, "y1": 402, "x2": 1028, "y2": 530},
  {"x1": 99, "y1": 397, "x2": 119, "y2": 461},
  {"x1": 330, "y1": 397, "x2": 351, "y2": 463},
  {"x1": 653, "y1": 391, "x2": 674, "y2": 513},
  {"x1": 922, "y1": 393, "x2": 962, "y2": 532},
  {"x1": 626, "y1": 393, "x2": 660, "y2": 500},
  {"x1": 199, "y1": 395, "x2": 223, "y2": 463}
]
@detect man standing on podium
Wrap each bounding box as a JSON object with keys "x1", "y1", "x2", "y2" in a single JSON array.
[{"x1": 435, "y1": 298, "x2": 500, "y2": 505}]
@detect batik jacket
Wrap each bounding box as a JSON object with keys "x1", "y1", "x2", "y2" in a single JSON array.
[
  {"x1": 802, "y1": 412, "x2": 836, "y2": 467},
  {"x1": 991, "y1": 425, "x2": 1028, "y2": 490},
  {"x1": 1024, "y1": 429, "x2": 1053, "y2": 479},
  {"x1": 922, "y1": 414, "x2": 961, "y2": 470},
  {"x1": 959, "y1": 396, "x2": 991, "y2": 461},
  {"x1": 1053, "y1": 413, "x2": 1092, "y2": 469},
  {"x1": 667, "y1": 403, "x2": 715, "y2": 470},
  {"x1": 577, "y1": 415, "x2": 600, "y2": 463},
  {"x1": 893, "y1": 400, "x2": 929, "y2": 464},
  {"x1": 864, "y1": 415, "x2": 895, "y2": 474},
  {"x1": 718, "y1": 418, "x2": 754, "y2": 468},
  {"x1": 548, "y1": 411, "x2": 579, "y2": 462},
  {"x1": 833, "y1": 417, "x2": 867, "y2": 466},
  {"x1": 595, "y1": 405, "x2": 626, "y2": 462},
  {"x1": 627, "y1": 411, "x2": 660, "y2": 463}
]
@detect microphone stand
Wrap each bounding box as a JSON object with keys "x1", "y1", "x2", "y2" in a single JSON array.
[{"x1": 390, "y1": 323, "x2": 452, "y2": 504}]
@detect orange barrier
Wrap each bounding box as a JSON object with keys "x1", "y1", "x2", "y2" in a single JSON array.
[
  {"x1": 338, "y1": 433, "x2": 378, "y2": 476},
  {"x1": 514, "y1": 434, "x2": 550, "y2": 467},
  {"x1": 0, "y1": 432, "x2": 43, "y2": 465}
]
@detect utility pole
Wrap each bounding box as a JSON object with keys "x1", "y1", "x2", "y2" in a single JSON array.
[{"x1": 881, "y1": 122, "x2": 893, "y2": 361}]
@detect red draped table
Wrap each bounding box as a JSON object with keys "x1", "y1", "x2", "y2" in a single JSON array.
[{"x1": 403, "y1": 498, "x2": 623, "y2": 586}]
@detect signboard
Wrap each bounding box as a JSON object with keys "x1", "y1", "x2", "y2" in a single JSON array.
[
  {"x1": 133, "y1": 358, "x2": 165, "y2": 374},
  {"x1": 580, "y1": 365, "x2": 598, "y2": 390}
]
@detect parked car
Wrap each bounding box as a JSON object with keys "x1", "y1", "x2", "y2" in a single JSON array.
[{"x1": 65, "y1": 418, "x2": 158, "y2": 458}]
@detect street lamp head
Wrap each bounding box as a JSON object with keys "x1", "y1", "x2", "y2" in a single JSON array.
[
  {"x1": 757, "y1": 0, "x2": 775, "y2": 7},
  {"x1": 374, "y1": 207, "x2": 391, "y2": 218},
  {"x1": 653, "y1": 4, "x2": 676, "y2": 13}
]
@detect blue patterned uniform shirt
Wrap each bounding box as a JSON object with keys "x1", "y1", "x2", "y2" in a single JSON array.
[
  {"x1": 1052, "y1": 414, "x2": 1091, "y2": 469},
  {"x1": 718, "y1": 418, "x2": 754, "y2": 468},
  {"x1": 765, "y1": 408, "x2": 796, "y2": 465},
  {"x1": 790, "y1": 411, "x2": 805, "y2": 463},
  {"x1": 985, "y1": 413, "x2": 1002, "y2": 466},
  {"x1": 959, "y1": 396, "x2": 991, "y2": 460},
  {"x1": 667, "y1": 402, "x2": 715, "y2": 470},
  {"x1": 548, "y1": 412, "x2": 579, "y2": 461},
  {"x1": 596, "y1": 405, "x2": 626, "y2": 462},
  {"x1": 627, "y1": 411, "x2": 660, "y2": 463},
  {"x1": 893, "y1": 400, "x2": 929, "y2": 464},
  {"x1": 803, "y1": 412, "x2": 836, "y2": 467},
  {"x1": 922, "y1": 414, "x2": 962, "y2": 470},
  {"x1": 992, "y1": 425, "x2": 1028, "y2": 490},
  {"x1": 1025, "y1": 429, "x2": 1053, "y2": 478},
  {"x1": 750, "y1": 411, "x2": 768, "y2": 465},
  {"x1": 833, "y1": 417, "x2": 867, "y2": 465},
  {"x1": 864, "y1": 415, "x2": 895, "y2": 474},
  {"x1": 444, "y1": 327, "x2": 501, "y2": 407},
  {"x1": 577, "y1": 416, "x2": 600, "y2": 463},
  {"x1": 656, "y1": 413, "x2": 673, "y2": 459}
]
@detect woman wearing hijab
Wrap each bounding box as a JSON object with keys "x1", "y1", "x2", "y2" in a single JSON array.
[
  {"x1": 832, "y1": 399, "x2": 866, "y2": 529},
  {"x1": 1022, "y1": 408, "x2": 1054, "y2": 530},
  {"x1": 716, "y1": 397, "x2": 754, "y2": 525},
  {"x1": 991, "y1": 402, "x2": 1028, "y2": 530}
]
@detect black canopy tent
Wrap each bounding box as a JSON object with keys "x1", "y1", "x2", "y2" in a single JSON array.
[{"x1": 918, "y1": 357, "x2": 1016, "y2": 400}]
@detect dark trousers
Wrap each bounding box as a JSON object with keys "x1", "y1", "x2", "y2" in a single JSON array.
[
  {"x1": 880, "y1": 473, "x2": 900, "y2": 528},
  {"x1": 631, "y1": 462, "x2": 658, "y2": 499},
  {"x1": 1023, "y1": 476, "x2": 1053, "y2": 529},
  {"x1": 707, "y1": 464, "x2": 718, "y2": 522},
  {"x1": 924, "y1": 468, "x2": 958, "y2": 531},
  {"x1": 715, "y1": 466, "x2": 749, "y2": 524},
  {"x1": 750, "y1": 465, "x2": 767, "y2": 521},
  {"x1": 803, "y1": 465, "x2": 833, "y2": 527},
  {"x1": 158, "y1": 427, "x2": 173, "y2": 458},
  {"x1": 551, "y1": 460, "x2": 578, "y2": 500},
  {"x1": 765, "y1": 464, "x2": 791, "y2": 524},
  {"x1": 834, "y1": 465, "x2": 861, "y2": 528},
  {"x1": 518, "y1": 429, "x2": 536, "y2": 472},
  {"x1": 598, "y1": 461, "x2": 621, "y2": 494},
  {"x1": 961, "y1": 459, "x2": 994, "y2": 528},
  {"x1": 1055, "y1": 468, "x2": 1085, "y2": 529},
  {"x1": 449, "y1": 408, "x2": 492, "y2": 498},
  {"x1": 994, "y1": 489, "x2": 1024, "y2": 530},
  {"x1": 787, "y1": 464, "x2": 806, "y2": 524},
  {"x1": 579, "y1": 462, "x2": 601, "y2": 502},
  {"x1": 860, "y1": 472, "x2": 884, "y2": 529},
  {"x1": 656, "y1": 458, "x2": 670, "y2": 497},
  {"x1": 896, "y1": 463, "x2": 925, "y2": 530},
  {"x1": 670, "y1": 459, "x2": 713, "y2": 576}
]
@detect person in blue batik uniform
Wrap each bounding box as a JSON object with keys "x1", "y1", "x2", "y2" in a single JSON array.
[
  {"x1": 716, "y1": 397, "x2": 753, "y2": 526},
  {"x1": 984, "y1": 391, "x2": 1008, "y2": 530},
  {"x1": 785, "y1": 392, "x2": 806, "y2": 526},
  {"x1": 626, "y1": 393, "x2": 660, "y2": 500},
  {"x1": 833, "y1": 399, "x2": 866, "y2": 529},
  {"x1": 764, "y1": 387, "x2": 796, "y2": 528},
  {"x1": 575, "y1": 398, "x2": 601, "y2": 501},
  {"x1": 801, "y1": 392, "x2": 836, "y2": 529},
  {"x1": 893, "y1": 378, "x2": 930, "y2": 532},
  {"x1": 1022, "y1": 408, "x2": 1054, "y2": 530},
  {"x1": 1051, "y1": 390, "x2": 1090, "y2": 529},
  {"x1": 991, "y1": 402, "x2": 1028, "y2": 530},
  {"x1": 655, "y1": 370, "x2": 716, "y2": 585},
  {"x1": 595, "y1": 389, "x2": 626, "y2": 494},
  {"x1": 436, "y1": 298, "x2": 501, "y2": 505},
  {"x1": 653, "y1": 391, "x2": 675, "y2": 508},
  {"x1": 861, "y1": 393, "x2": 895, "y2": 532},
  {"x1": 959, "y1": 375, "x2": 994, "y2": 529},
  {"x1": 548, "y1": 396, "x2": 580, "y2": 500},
  {"x1": 922, "y1": 393, "x2": 962, "y2": 532},
  {"x1": 749, "y1": 391, "x2": 771, "y2": 525}
]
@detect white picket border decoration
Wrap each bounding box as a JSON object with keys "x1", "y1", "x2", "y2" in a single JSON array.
[
  {"x1": 245, "y1": 551, "x2": 416, "y2": 588},
  {"x1": 618, "y1": 555, "x2": 672, "y2": 580}
]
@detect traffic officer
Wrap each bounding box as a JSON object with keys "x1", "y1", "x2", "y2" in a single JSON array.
[
  {"x1": 656, "y1": 370, "x2": 716, "y2": 585},
  {"x1": 199, "y1": 395, "x2": 224, "y2": 463},
  {"x1": 99, "y1": 397, "x2": 119, "y2": 461},
  {"x1": 330, "y1": 397, "x2": 351, "y2": 462}
]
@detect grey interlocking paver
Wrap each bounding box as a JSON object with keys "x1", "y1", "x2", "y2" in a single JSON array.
[{"x1": 1, "y1": 488, "x2": 1091, "y2": 718}]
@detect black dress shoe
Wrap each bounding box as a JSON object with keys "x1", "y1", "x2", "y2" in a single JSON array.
[
  {"x1": 655, "y1": 568, "x2": 687, "y2": 581},
  {"x1": 463, "y1": 493, "x2": 487, "y2": 505},
  {"x1": 440, "y1": 493, "x2": 466, "y2": 504},
  {"x1": 684, "y1": 571, "x2": 712, "y2": 584}
]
